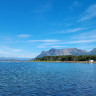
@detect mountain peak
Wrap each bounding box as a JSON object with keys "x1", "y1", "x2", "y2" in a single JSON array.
[
  {"x1": 36, "y1": 48, "x2": 96, "y2": 58},
  {"x1": 93, "y1": 48, "x2": 96, "y2": 50},
  {"x1": 41, "y1": 50, "x2": 46, "y2": 53},
  {"x1": 89, "y1": 48, "x2": 96, "y2": 55},
  {"x1": 49, "y1": 48, "x2": 57, "y2": 51},
  {"x1": 50, "y1": 48, "x2": 56, "y2": 50}
]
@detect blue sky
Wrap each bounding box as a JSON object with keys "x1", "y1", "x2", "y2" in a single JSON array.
[{"x1": 0, "y1": 0, "x2": 96, "y2": 58}]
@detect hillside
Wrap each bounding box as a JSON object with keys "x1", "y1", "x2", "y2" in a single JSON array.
[{"x1": 36, "y1": 48, "x2": 96, "y2": 58}]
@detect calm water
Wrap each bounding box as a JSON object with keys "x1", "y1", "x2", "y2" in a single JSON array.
[{"x1": 0, "y1": 62, "x2": 96, "y2": 96}]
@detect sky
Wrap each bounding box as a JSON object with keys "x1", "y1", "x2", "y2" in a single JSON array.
[{"x1": 0, "y1": 0, "x2": 96, "y2": 58}]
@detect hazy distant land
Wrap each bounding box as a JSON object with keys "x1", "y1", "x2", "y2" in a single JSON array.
[{"x1": 0, "y1": 48, "x2": 96, "y2": 63}]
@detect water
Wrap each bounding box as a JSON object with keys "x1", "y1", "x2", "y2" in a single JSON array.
[{"x1": 0, "y1": 62, "x2": 96, "y2": 96}]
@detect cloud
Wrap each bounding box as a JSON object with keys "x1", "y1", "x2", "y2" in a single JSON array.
[
  {"x1": 37, "y1": 45, "x2": 46, "y2": 48},
  {"x1": 66, "y1": 28, "x2": 86, "y2": 33},
  {"x1": 76, "y1": 44, "x2": 96, "y2": 51},
  {"x1": 33, "y1": 3, "x2": 51, "y2": 13},
  {"x1": 71, "y1": 1, "x2": 81, "y2": 7},
  {"x1": 0, "y1": 46, "x2": 38, "y2": 58},
  {"x1": 73, "y1": 1, "x2": 80, "y2": 6},
  {"x1": 40, "y1": 42, "x2": 57, "y2": 46},
  {"x1": 0, "y1": 46, "x2": 22, "y2": 53},
  {"x1": 35, "y1": 31, "x2": 96, "y2": 50},
  {"x1": 38, "y1": 38, "x2": 96, "y2": 47},
  {"x1": 5, "y1": 48, "x2": 22, "y2": 52},
  {"x1": 64, "y1": 39, "x2": 96, "y2": 44},
  {"x1": 35, "y1": 29, "x2": 96, "y2": 49},
  {"x1": 29, "y1": 39, "x2": 60, "y2": 43},
  {"x1": 49, "y1": 27, "x2": 86, "y2": 34},
  {"x1": 71, "y1": 29, "x2": 96, "y2": 40},
  {"x1": 69, "y1": 1, "x2": 81, "y2": 11},
  {"x1": 18, "y1": 34, "x2": 31, "y2": 38},
  {"x1": 51, "y1": 46, "x2": 65, "y2": 48},
  {"x1": 78, "y1": 4, "x2": 96, "y2": 22},
  {"x1": 0, "y1": 46, "x2": 22, "y2": 57},
  {"x1": 65, "y1": 23, "x2": 72, "y2": 27},
  {"x1": 50, "y1": 39, "x2": 96, "y2": 45},
  {"x1": 37, "y1": 45, "x2": 65, "y2": 48}
]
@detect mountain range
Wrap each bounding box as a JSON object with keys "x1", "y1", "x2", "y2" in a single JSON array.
[
  {"x1": 36, "y1": 48, "x2": 96, "y2": 58},
  {"x1": 0, "y1": 57, "x2": 31, "y2": 61}
]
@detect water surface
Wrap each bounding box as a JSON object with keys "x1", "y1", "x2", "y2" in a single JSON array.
[{"x1": 0, "y1": 62, "x2": 96, "y2": 96}]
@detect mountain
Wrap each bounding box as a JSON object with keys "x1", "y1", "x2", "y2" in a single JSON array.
[
  {"x1": 36, "y1": 48, "x2": 88, "y2": 58},
  {"x1": 89, "y1": 48, "x2": 96, "y2": 55},
  {"x1": 0, "y1": 57, "x2": 31, "y2": 61}
]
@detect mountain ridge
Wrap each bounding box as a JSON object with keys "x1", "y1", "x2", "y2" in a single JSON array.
[
  {"x1": 36, "y1": 48, "x2": 96, "y2": 58},
  {"x1": 0, "y1": 57, "x2": 31, "y2": 61}
]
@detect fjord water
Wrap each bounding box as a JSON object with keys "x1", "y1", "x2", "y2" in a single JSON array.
[{"x1": 0, "y1": 62, "x2": 96, "y2": 96}]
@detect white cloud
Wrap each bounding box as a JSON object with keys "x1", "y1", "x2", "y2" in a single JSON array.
[
  {"x1": 73, "y1": 1, "x2": 80, "y2": 6},
  {"x1": 65, "y1": 39, "x2": 96, "y2": 44},
  {"x1": 65, "y1": 24, "x2": 72, "y2": 27},
  {"x1": 70, "y1": 1, "x2": 81, "y2": 8},
  {"x1": 18, "y1": 34, "x2": 31, "y2": 38},
  {"x1": 51, "y1": 46, "x2": 65, "y2": 48},
  {"x1": 5, "y1": 48, "x2": 22, "y2": 52},
  {"x1": 48, "y1": 39, "x2": 96, "y2": 45},
  {"x1": 29, "y1": 39, "x2": 60, "y2": 43},
  {"x1": 33, "y1": 3, "x2": 51, "y2": 13},
  {"x1": 0, "y1": 46, "x2": 23, "y2": 57},
  {"x1": 40, "y1": 42, "x2": 57, "y2": 46},
  {"x1": 66, "y1": 28, "x2": 86, "y2": 33},
  {"x1": 76, "y1": 44, "x2": 96, "y2": 51},
  {"x1": 71, "y1": 29, "x2": 96, "y2": 40},
  {"x1": 79, "y1": 4, "x2": 96, "y2": 22},
  {"x1": 37, "y1": 45, "x2": 46, "y2": 48},
  {"x1": 38, "y1": 39, "x2": 96, "y2": 47},
  {"x1": 35, "y1": 29, "x2": 96, "y2": 49},
  {"x1": 49, "y1": 27, "x2": 86, "y2": 34},
  {"x1": 69, "y1": 1, "x2": 81, "y2": 12},
  {"x1": 37, "y1": 45, "x2": 65, "y2": 48},
  {"x1": 0, "y1": 47, "x2": 22, "y2": 53},
  {"x1": 0, "y1": 46, "x2": 38, "y2": 58}
]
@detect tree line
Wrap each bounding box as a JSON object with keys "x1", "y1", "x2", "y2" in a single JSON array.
[{"x1": 35, "y1": 55, "x2": 96, "y2": 61}]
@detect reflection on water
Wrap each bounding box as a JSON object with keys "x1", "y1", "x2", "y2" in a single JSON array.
[{"x1": 0, "y1": 62, "x2": 96, "y2": 96}]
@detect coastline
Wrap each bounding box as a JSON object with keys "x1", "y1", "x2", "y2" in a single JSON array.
[
  {"x1": 32, "y1": 61, "x2": 96, "y2": 64},
  {"x1": 0, "y1": 60, "x2": 96, "y2": 64}
]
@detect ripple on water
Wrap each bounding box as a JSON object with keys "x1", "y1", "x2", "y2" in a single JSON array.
[{"x1": 0, "y1": 62, "x2": 96, "y2": 96}]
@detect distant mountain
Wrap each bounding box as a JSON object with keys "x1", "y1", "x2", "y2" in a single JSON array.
[
  {"x1": 36, "y1": 48, "x2": 89, "y2": 58},
  {"x1": 89, "y1": 48, "x2": 96, "y2": 55},
  {"x1": 0, "y1": 57, "x2": 31, "y2": 61}
]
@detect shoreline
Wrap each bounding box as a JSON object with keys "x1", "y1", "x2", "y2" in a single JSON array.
[
  {"x1": 0, "y1": 60, "x2": 96, "y2": 64},
  {"x1": 32, "y1": 61, "x2": 96, "y2": 64}
]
